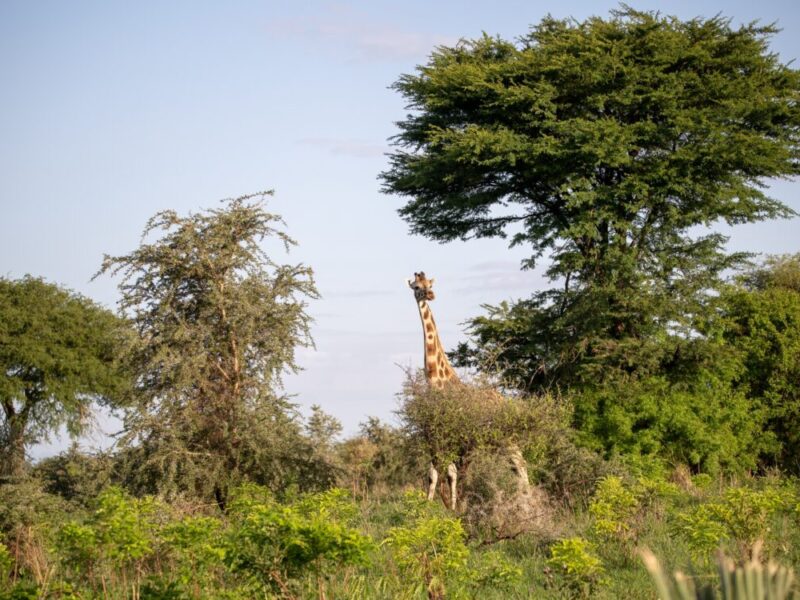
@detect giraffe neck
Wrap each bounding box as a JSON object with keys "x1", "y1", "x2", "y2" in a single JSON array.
[{"x1": 416, "y1": 299, "x2": 458, "y2": 388}]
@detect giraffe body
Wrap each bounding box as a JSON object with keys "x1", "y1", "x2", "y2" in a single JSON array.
[{"x1": 408, "y1": 271, "x2": 460, "y2": 509}]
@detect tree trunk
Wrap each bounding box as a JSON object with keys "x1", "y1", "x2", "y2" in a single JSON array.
[{"x1": 1, "y1": 401, "x2": 27, "y2": 480}]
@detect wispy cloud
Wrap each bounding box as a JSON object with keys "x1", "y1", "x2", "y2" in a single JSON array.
[
  {"x1": 323, "y1": 289, "x2": 395, "y2": 299},
  {"x1": 265, "y1": 6, "x2": 457, "y2": 62},
  {"x1": 455, "y1": 262, "x2": 546, "y2": 294},
  {"x1": 298, "y1": 137, "x2": 388, "y2": 158},
  {"x1": 468, "y1": 260, "x2": 524, "y2": 272}
]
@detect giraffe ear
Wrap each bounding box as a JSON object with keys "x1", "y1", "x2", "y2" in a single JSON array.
[{"x1": 406, "y1": 278, "x2": 414, "y2": 288}]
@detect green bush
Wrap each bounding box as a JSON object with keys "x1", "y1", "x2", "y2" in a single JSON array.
[
  {"x1": 573, "y1": 371, "x2": 766, "y2": 475},
  {"x1": 471, "y1": 549, "x2": 523, "y2": 591},
  {"x1": 546, "y1": 537, "x2": 606, "y2": 598},
  {"x1": 56, "y1": 485, "x2": 164, "y2": 595},
  {"x1": 161, "y1": 516, "x2": 227, "y2": 589},
  {"x1": 398, "y1": 371, "x2": 569, "y2": 471},
  {"x1": 0, "y1": 541, "x2": 11, "y2": 589},
  {"x1": 225, "y1": 485, "x2": 371, "y2": 594},
  {"x1": 589, "y1": 476, "x2": 639, "y2": 543},
  {"x1": 0, "y1": 582, "x2": 40, "y2": 600},
  {"x1": 678, "y1": 485, "x2": 794, "y2": 560},
  {"x1": 384, "y1": 498, "x2": 470, "y2": 600}
]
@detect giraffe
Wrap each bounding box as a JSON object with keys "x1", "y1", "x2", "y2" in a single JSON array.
[{"x1": 407, "y1": 271, "x2": 460, "y2": 509}]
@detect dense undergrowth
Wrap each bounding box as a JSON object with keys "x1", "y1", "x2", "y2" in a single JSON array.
[{"x1": 2, "y1": 462, "x2": 800, "y2": 599}]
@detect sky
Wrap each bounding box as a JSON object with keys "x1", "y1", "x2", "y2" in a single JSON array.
[{"x1": 2, "y1": 0, "x2": 799, "y2": 457}]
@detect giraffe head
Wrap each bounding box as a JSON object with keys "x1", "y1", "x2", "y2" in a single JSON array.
[{"x1": 408, "y1": 271, "x2": 435, "y2": 302}]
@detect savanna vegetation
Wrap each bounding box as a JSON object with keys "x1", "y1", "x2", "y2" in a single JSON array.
[{"x1": 3, "y1": 6, "x2": 800, "y2": 599}]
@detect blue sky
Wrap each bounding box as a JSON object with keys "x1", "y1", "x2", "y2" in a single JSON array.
[{"x1": 2, "y1": 0, "x2": 799, "y2": 455}]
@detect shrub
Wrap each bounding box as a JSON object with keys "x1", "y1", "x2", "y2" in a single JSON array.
[
  {"x1": 0, "y1": 541, "x2": 11, "y2": 589},
  {"x1": 225, "y1": 485, "x2": 371, "y2": 595},
  {"x1": 0, "y1": 479, "x2": 66, "y2": 585},
  {"x1": 161, "y1": 516, "x2": 227, "y2": 590},
  {"x1": 572, "y1": 371, "x2": 767, "y2": 475},
  {"x1": 398, "y1": 371, "x2": 569, "y2": 471},
  {"x1": 471, "y1": 549, "x2": 523, "y2": 591},
  {"x1": 546, "y1": 537, "x2": 606, "y2": 598},
  {"x1": 678, "y1": 502, "x2": 732, "y2": 561},
  {"x1": 384, "y1": 497, "x2": 470, "y2": 600},
  {"x1": 56, "y1": 485, "x2": 164, "y2": 595},
  {"x1": 33, "y1": 445, "x2": 115, "y2": 507},
  {"x1": 678, "y1": 485, "x2": 793, "y2": 560},
  {"x1": 589, "y1": 476, "x2": 639, "y2": 543}
]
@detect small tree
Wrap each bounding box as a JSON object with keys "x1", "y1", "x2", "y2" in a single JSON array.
[
  {"x1": 0, "y1": 277, "x2": 125, "y2": 480},
  {"x1": 96, "y1": 192, "x2": 319, "y2": 502}
]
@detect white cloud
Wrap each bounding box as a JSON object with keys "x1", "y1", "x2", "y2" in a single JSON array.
[
  {"x1": 455, "y1": 262, "x2": 546, "y2": 294},
  {"x1": 265, "y1": 6, "x2": 457, "y2": 62},
  {"x1": 298, "y1": 137, "x2": 387, "y2": 158},
  {"x1": 468, "y1": 259, "x2": 523, "y2": 272}
]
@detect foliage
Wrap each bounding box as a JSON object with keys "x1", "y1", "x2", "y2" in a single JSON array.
[
  {"x1": 642, "y1": 544, "x2": 798, "y2": 600},
  {"x1": 0, "y1": 276, "x2": 127, "y2": 480},
  {"x1": 383, "y1": 7, "x2": 800, "y2": 479},
  {"x1": 458, "y1": 447, "x2": 557, "y2": 544},
  {"x1": 589, "y1": 476, "x2": 639, "y2": 543},
  {"x1": 95, "y1": 193, "x2": 320, "y2": 502},
  {"x1": 677, "y1": 503, "x2": 732, "y2": 562},
  {"x1": 338, "y1": 417, "x2": 426, "y2": 499},
  {"x1": 57, "y1": 486, "x2": 162, "y2": 594},
  {"x1": 33, "y1": 444, "x2": 115, "y2": 507},
  {"x1": 0, "y1": 582, "x2": 40, "y2": 600},
  {"x1": 0, "y1": 474, "x2": 793, "y2": 598},
  {"x1": 384, "y1": 493, "x2": 470, "y2": 599},
  {"x1": 572, "y1": 366, "x2": 768, "y2": 474},
  {"x1": 547, "y1": 537, "x2": 606, "y2": 597},
  {"x1": 0, "y1": 541, "x2": 11, "y2": 588},
  {"x1": 225, "y1": 484, "x2": 371, "y2": 594},
  {"x1": 678, "y1": 485, "x2": 795, "y2": 560},
  {"x1": 0, "y1": 478, "x2": 70, "y2": 586},
  {"x1": 471, "y1": 549, "x2": 523, "y2": 591},
  {"x1": 384, "y1": 6, "x2": 799, "y2": 392},
  {"x1": 306, "y1": 405, "x2": 343, "y2": 454},
  {"x1": 714, "y1": 255, "x2": 800, "y2": 473},
  {"x1": 398, "y1": 371, "x2": 569, "y2": 471},
  {"x1": 161, "y1": 515, "x2": 227, "y2": 590}
]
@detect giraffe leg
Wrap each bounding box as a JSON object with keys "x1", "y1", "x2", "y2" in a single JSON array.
[
  {"x1": 446, "y1": 463, "x2": 458, "y2": 511},
  {"x1": 427, "y1": 463, "x2": 438, "y2": 501}
]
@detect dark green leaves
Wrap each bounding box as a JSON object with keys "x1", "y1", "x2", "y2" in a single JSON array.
[{"x1": 0, "y1": 277, "x2": 126, "y2": 479}]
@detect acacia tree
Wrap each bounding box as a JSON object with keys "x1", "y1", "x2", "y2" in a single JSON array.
[
  {"x1": 382, "y1": 7, "x2": 800, "y2": 390},
  {"x1": 0, "y1": 277, "x2": 125, "y2": 480},
  {"x1": 97, "y1": 193, "x2": 319, "y2": 502}
]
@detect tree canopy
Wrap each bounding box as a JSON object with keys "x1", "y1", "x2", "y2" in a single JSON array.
[
  {"x1": 96, "y1": 193, "x2": 320, "y2": 501},
  {"x1": 383, "y1": 7, "x2": 800, "y2": 390},
  {"x1": 0, "y1": 277, "x2": 126, "y2": 480}
]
